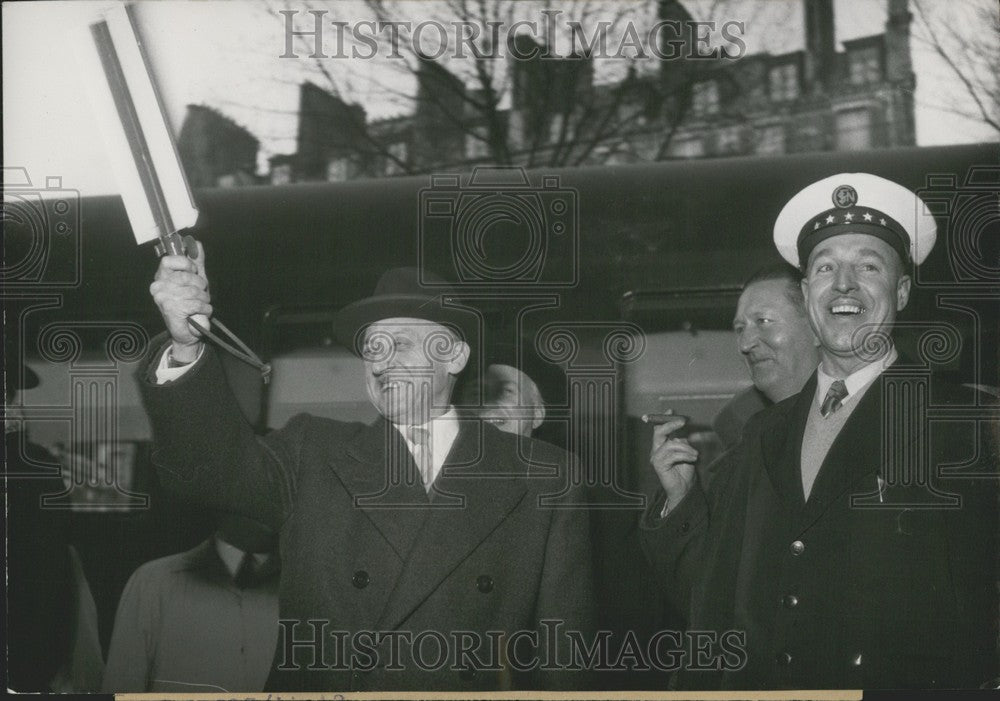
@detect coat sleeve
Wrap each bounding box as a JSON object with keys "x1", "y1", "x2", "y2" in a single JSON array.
[
  {"x1": 139, "y1": 337, "x2": 308, "y2": 530},
  {"x1": 637, "y1": 425, "x2": 748, "y2": 621},
  {"x1": 533, "y1": 490, "x2": 597, "y2": 690},
  {"x1": 637, "y1": 479, "x2": 710, "y2": 620}
]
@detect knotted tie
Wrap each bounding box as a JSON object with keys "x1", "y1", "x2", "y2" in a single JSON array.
[
  {"x1": 233, "y1": 552, "x2": 256, "y2": 589},
  {"x1": 820, "y1": 379, "x2": 849, "y2": 417},
  {"x1": 407, "y1": 425, "x2": 433, "y2": 491}
]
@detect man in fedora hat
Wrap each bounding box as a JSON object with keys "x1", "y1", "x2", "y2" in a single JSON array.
[
  {"x1": 640, "y1": 174, "x2": 998, "y2": 689},
  {"x1": 141, "y1": 250, "x2": 596, "y2": 692}
]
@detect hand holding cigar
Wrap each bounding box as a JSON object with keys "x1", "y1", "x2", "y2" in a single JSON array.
[
  {"x1": 641, "y1": 411, "x2": 689, "y2": 425},
  {"x1": 647, "y1": 409, "x2": 697, "y2": 509}
]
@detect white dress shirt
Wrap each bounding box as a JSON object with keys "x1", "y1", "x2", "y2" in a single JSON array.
[
  {"x1": 814, "y1": 345, "x2": 898, "y2": 409},
  {"x1": 396, "y1": 408, "x2": 460, "y2": 488}
]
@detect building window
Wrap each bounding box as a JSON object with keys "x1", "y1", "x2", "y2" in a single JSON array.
[
  {"x1": 835, "y1": 108, "x2": 872, "y2": 150},
  {"x1": 326, "y1": 157, "x2": 351, "y2": 182},
  {"x1": 769, "y1": 63, "x2": 799, "y2": 102},
  {"x1": 669, "y1": 136, "x2": 705, "y2": 158},
  {"x1": 692, "y1": 81, "x2": 720, "y2": 116},
  {"x1": 755, "y1": 125, "x2": 786, "y2": 155},
  {"x1": 848, "y1": 46, "x2": 882, "y2": 85},
  {"x1": 549, "y1": 113, "x2": 569, "y2": 145},
  {"x1": 270, "y1": 163, "x2": 292, "y2": 185},
  {"x1": 385, "y1": 141, "x2": 408, "y2": 175},
  {"x1": 716, "y1": 125, "x2": 743, "y2": 154},
  {"x1": 465, "y1": 128, "x2": 490, "y2": 160}
]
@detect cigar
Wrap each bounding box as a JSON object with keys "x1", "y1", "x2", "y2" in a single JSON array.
[{"x1": 641, "y1": 412, "x2": 688, "y2": 425}]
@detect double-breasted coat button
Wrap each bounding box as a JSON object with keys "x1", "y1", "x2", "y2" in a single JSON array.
[
  {"x1": 851, "y1": 652, "x2": 863, "y2": 666},
  {"x1": 680, "y1": 521, "x2": 691, "y2": 534},
  {"x1": 790, "y1": 540, "x2": 805, "y2": 555},
  {"x1": 782, "y1": 594, "x2": 799, "y2": 609},
  {"x1": 352, "y1": 570, "x2": 370, "y2": 589},
  {"x1": 476, "y1": 574, "x2": 494, "y2": 593},
  {"x1": 775, "y1": 651, "x2": 793, "y2": 666}
]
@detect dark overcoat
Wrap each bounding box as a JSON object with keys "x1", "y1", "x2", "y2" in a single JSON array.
[
  {"x1": 139, "y1": 342, "x2": 596, "y2": 692},
  {"x1": 641, "y1": 362, "x2": 998, "y2": 689}
]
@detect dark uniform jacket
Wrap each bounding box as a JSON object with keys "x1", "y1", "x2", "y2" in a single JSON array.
[
  {"x1": 139, "y1": 341, "x2": 596, "y2": 692},
  {"x1": 640, "y1": 361, "x2": 998, "y2": 689}
]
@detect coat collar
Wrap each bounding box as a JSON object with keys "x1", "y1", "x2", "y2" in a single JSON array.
[
  {"x1": 757, "y1": 353, "x2": 922, "y2": 532},
  {"x1": 337, "y1": 417, "x2": 433, "y2": 559},
  {"x1": 373, "y1": 422, "x2": 530, "y2": 631},
  {"x1": 758, "y1": 374, "x2": 815, "y2": 507},
  {"x1": 332, "y1": 418, "x2": 530, "y2": 629}
]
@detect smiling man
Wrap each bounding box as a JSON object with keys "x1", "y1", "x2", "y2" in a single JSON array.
[
  {"x1": 641, "y1": 173, "x2": 998, "y2": 690},
  {"x1": 140, "y1": 264, "x2": 595, "y2": 692},
  {"x1": 714, "y1": 264, "x2": 820, "y2": 448}
]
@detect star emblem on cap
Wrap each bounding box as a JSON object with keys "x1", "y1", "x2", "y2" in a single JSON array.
[
  {"x1": 826, "y1": 214, "x2": 835, "y2": 223},
  {"x1": 814, "y1": 222, "x2": 821, "y2": 230},
  {"x1": 863, "y1": 212, "x2": 873, "y2": 221},
  {"x1": 880, "y1": 218, "x2": 887, "y2": 225},
  {"x1": 844, "y1": 212, "x2": 854, "y2": 221}
]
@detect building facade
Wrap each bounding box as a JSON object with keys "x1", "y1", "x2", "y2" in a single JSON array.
[{"x1": 257, "y1": 0, "x2": 917, "y2": 184}]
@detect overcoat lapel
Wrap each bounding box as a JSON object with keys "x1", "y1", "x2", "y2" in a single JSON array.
[
  {"x1": 798, "y1": 374, "x2": 884, "y2": 527},
  {"x1": 759, "y1": 374, "x2": 815, "y2": 507},
  {"x1": 336, "y1": 418, "x2": 431, "y2": 559},
  {"x1": 375, "y1": 423, "x2": 529, "y2": 631}
]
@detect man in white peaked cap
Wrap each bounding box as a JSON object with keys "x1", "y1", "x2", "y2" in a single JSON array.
[{"x1": 641, "y1": 173, "x2": 998, "y2": 690}]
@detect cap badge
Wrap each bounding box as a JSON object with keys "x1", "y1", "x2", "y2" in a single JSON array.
[{"x1": 832, "y1": 184, "x2": 858, "y2": 209}]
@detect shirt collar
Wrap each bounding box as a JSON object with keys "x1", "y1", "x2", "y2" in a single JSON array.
[
  {"x1": 213, "y1": 537, "x2": 271, "y2": 579},
  {"x1": 816, "y1": 345, "x2": 898, "y2": 408},
  {"x1": 397, "y1": 407, "x2": 460, "y2": 476}
]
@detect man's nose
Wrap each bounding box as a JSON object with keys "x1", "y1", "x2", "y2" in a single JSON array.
[
  {"x1": 738, "y1": 326, "x2": 758, "y2": 354},
  {"x1": 369, "y1": 354, "x2": 393, "y2": 375},
  {"x1": 833, "y1": 266, "x2": 856, "y2": 292}
]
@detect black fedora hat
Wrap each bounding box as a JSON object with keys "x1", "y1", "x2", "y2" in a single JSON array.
[{"x1": 334, "y1": 267, "x2": 480, "y2": 355}]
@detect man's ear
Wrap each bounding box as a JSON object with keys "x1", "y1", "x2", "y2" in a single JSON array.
[
  {"x1": 531, "y1": 404, "x2": 545, "y2": 431},
  {"x1": 448, "y1": 341, "x2": 471, "y2": 375},
  {"x1": 896, "y1": 273, "x2": 911, "y2": 311}
]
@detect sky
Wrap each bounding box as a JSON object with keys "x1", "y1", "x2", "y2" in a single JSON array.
[{"x1": 3, "y1": 0, "x2": 996, "y2": 199}]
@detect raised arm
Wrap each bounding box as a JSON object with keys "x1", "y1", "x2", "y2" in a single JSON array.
[{"x1": 140, "y1": 243, "x2": 303, "y2": 529}]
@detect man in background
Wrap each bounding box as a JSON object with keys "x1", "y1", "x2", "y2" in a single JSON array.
[
  {"x1": 714, "y1": 263, "x2": 820, "y2": 449},
  {"x1": 102, "y1": 513, "x2": 280, "y2": 693}
]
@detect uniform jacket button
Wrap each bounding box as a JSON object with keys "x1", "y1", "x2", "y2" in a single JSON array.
[
  {"x1": 476, "y1": 574, "x2": 494, "y2": 593},
  {"x1": 680, "y1": 521, "x2": 691, "y2": 534},
  {"x1": 352, "y1": 570, "x2": 370, "y2": 589},
  {"x1": 782, "y1": 594, "x2": 799, "y2": 609},
  {"x1": 790, "y1": 540, "x2": 805, "y2": 555},
  {"x1": 775, "y1": 651, "x2": 792, "y2": 666},
  {"x1": 851, "y1": 652, "x2": 863, "y2": 667}
]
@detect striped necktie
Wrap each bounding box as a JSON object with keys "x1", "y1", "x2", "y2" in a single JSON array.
[
  {"x1": 820, "y1": 379, "x2": 849, "y2": 417},
  {"x1": 407, "y1": 425, "x2": 433, "y2": 491}
]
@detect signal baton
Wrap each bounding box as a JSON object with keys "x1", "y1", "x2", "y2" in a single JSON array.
[{"x1": 75, "y1": 4, "x2": 269, "y2": 381}]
